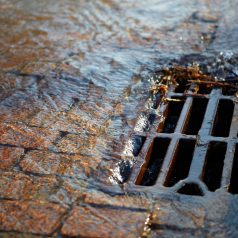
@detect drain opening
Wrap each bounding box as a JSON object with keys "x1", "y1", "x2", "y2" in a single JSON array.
[
  {"x1": 211, "y1": 100, "x2": 234, "y2": 137},
  {"x1": 160, "y1": 97, "x2": 185, "y2": 133},
  {"x1": 197, "y1": 84, "x2": 213, "y2": 94},
  {"x1": 177, "y1": 183, "x2": 204, "y2": 196},
  {"x1": 183, "y1": 98, "x2": 208, "y2": 135},
  {"x1": 202, "y1": 142, "x2": 227, "y2": 191},
  {"x1": 222, "y1": 86, "x2": 238, "y2": 96},
  {"x1": 175, "y1": 80, "x2": 189, "y2": 93},
  {"x1": 228, "y1": 144, "x2": 238, "y2": 194},
  {"x1": 164, "y1": 139, "x2": 196, "y2": 187},
  {"x1": 138, "y1": 138, "x2": 170, "y2": 186}
]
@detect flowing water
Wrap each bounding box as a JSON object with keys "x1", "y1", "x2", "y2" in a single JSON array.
[{"x1": 0, "y1": 0, "x2": 238, "y2": 236}]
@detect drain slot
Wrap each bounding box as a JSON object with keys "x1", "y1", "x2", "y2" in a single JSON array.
[
  {"x1": 160, "y1": 97, "x2": 185, "y2": 133},
  {"x1": 202, "y1": 142, "x2": 227, "y2": 191},
  {"x1": 138, "y1": 138, "x2": 170, "y2": 186},
  {"x1": 183, "y1": 98, "x2": 208, "y2": 135},
  {"x1": 229, "y1": 144, "x2": 238, "y2": 194},
  {"x1": 212, "y1": 100, "x2": 234, "y2": 137},
  {"x1": 164, "y1": 139, "x2": 196, "y2": 187},
  {"x1": 198, "y1": 84, "x2": 212, "y2": 94},
  {"x1": 175, "y1": 80, "x2": 188, "y2": 93},
  {"x1": 222, "y1": 87, "x2": 238, "y2": 96},
  {"x1": 177, "y1": 183, "x2": 204, "y2": 196}
]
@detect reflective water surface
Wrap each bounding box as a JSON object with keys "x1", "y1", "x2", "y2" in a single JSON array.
[{"x1": 0, "y1": 0, "x2": 238, "y2": 236}]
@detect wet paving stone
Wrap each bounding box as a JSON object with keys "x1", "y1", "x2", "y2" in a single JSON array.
[
  {"x1": 0, "y1": 172, "x2": 59, "y2": 201},
  {"x1": 0, "y1": 232, "x2": 50, "y2": 238},
  {"x1": 61, "y1": 205, "x2": 148, "y2": 238},
  {"x1": 153, "y1": 200, "x2": 206, "y2": 230},
  {"x1": 82, "y1": 190, "x2": 150, "y2": 209},
  {"x1": 0, "y1": 146, "x2": 24, "y2": 171},
  {"x1": 0, "y1": 200, "x2": 66, "y2": 235},
  {"x1": 19, "y1": 150, "x2": 100, "y2": 179},
  {"x1": 54, "y1": 133, "x2": 98, "y2": 155},
  {"x1": 0, "y1": 123, "x2": 58, "y2": 150}
]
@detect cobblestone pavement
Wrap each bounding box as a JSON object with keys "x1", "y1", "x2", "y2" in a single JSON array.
[{"x1": 0, "y1": 0, "x2": 238, "y2": 237}]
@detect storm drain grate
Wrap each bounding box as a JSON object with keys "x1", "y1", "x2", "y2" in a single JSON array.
[{"x1": 127, "y1": 73, "x2": 238, "y2": 196}]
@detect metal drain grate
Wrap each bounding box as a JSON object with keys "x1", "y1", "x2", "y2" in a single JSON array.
[{"x1": 127, "y1": 76, "x2": 238, "y2": 196}]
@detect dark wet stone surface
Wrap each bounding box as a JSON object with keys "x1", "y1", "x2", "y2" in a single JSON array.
[{"x1": 0, "y1": 0, "x2": 238, "y2": 237}]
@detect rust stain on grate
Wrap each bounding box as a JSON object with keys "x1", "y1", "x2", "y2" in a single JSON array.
[{"x1": 126, "y1": 66, "x2": 238, "y2": 196}]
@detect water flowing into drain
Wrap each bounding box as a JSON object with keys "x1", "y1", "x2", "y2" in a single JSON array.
[{"x1": 113, "y1": 63, "x2": 238, "y2": 197}]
